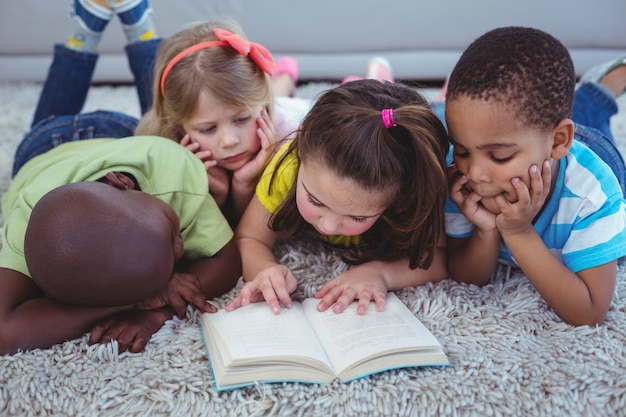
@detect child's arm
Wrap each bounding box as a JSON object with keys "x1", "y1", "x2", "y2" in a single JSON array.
[
  {"x1": 0, "y1": 268, "x2": 131, "y2": 355},
  {"x1": 491, "y1": 161, "x2": 612, "y2": 325},
  {"x1": 89, "y1": 239, "x2": 241, "y2": 353},
  {"x1": 315, "y1": 234, "x2": 448, "y2": 314},
  {"x1": 503, "y1": 226, "x2": 616, "y2": 326},
  {"x1": 446, "y1": 168, "x2": 502, "y2": 284},
  {"x1": 225, "y1": 196, "x2": 298, "y2": 314},
  {"x1": 184, "y1": 238, "x2": 242, "y2": 299},
  {"x1": 446, "y1": 233, "x2": 501, "y2": 285},
  {"x1": 230, "y1": 109, "x2": 276, "y2": 220}
]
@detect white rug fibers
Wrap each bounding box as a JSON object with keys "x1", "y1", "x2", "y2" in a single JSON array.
[{"x1": 0, "y1": 82, "x2": 626, "y2": 417}]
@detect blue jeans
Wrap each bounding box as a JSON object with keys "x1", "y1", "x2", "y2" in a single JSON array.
[
  {"x1": 433, "y1": 82, "x2": 626, "y2": 194},
  {"x1": 15, "y1": 40, "x2": 161, "y2": 177},
  {"x1": 32, "y1": 40, "x2": 160, "y2": 126},
  {"x1": 12, "y1": 111, "x2": 138, "y2": 176}
]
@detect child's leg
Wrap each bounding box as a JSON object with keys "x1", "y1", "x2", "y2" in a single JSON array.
[
  {"x1": 573, "y1": 57, "x2": 626, "y2": 193},
  {"x1": 365, "y1": 57, "x2": 394, "y2": 83},
  {"x1": 572, "y1": 82, "x2": 618, "y2": 141},
  {"x1": 125, "y1": 38, "x2": 161, "y2": 114},
  {"x1": 31, "y1": 45, "x2": 98, "y2": 127},
  {"x1": 272, "y1": 56, "x2": 299, "y2": 97},
  {"x1": 14, "y1": 111, "x2": 138, "y2": 177},
  {"x1": 110, "y1": 0, "x2": 158, "y2": 43},
  {"x1": 66, "y1": 0, "x2": 113, "y2": 52},
  {"x1": 111, "y1": 0, "x2": 159, "y2": 113},
  {"x1": 574, "y1": 57, "x2": 626, "y2": 139},
  {"x1": 33, "y1": 0, "x2": 115, "y2": 125},
  {"x1": 341, "y1": 56, "x2": 394, "y2": 85}
]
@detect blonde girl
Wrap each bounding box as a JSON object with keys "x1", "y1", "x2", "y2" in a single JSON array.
[{"x1": 138, "y1": 19, "x2": 298, "y2": 222}]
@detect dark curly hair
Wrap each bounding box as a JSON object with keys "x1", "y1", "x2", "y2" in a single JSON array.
[
  {"x1": 268, "y1": 79, "x2": 450, "y2": 269},
  {"x1": 446, "y1": 26, "x2": 576, "y2": 130}
]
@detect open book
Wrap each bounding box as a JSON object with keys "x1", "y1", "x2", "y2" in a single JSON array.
[{"x1": 199, "y1": 293, "x2": 449, "y2": 391}]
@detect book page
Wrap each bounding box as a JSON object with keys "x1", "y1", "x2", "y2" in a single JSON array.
[
  {"x1": 301, "y1": 293, "x2": 446, "y2": 379},
  {"x1": 200, "y1": 302, "x2": 332, "y2": 367}
]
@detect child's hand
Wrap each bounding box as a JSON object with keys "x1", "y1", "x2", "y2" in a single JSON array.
[
  {"x1": 134, "y1": 272, "x2": 217, "y2": 318},
  {"x1": 448, "y1": 166, "x2": 497, "y2": 231},
  {"x1": 232, "y1": 108, "x2": 276, "y2": 187},
  {"x1": 89, "y1": 308, "x2": 170, "y2": 353},
  {"x1": 225, "y1": 264, "x2": 297, "y2": 314},
  {"x1": 314, "y1": 269, "x2": 388, "y2": 315},
  {"x1": 495, "y1": 161, "x2": 551, "y2": 236},
  {"x1": 181, "y1": 133, "x2": 217, "y2": 171},
  {"x1": 180, "y1": 134, "x2": 230, "y2": 205}
]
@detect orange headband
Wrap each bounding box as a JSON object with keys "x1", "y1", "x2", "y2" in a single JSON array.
[{"x1": 160, "y1": 28, "x2": 275, "y2": 95}]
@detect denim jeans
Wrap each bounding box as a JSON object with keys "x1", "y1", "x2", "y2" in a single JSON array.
[
  {"x1": 32, "y1": 40, "x2": 161, "y2": 127},
  {"x1": 12, "y1": 111, "x2": 138, "y2": 177},
  {"x1": 16, "y1": 40, "x2": 161, "y2": 177},
  {"x1": 432, "y1": 82, "x2": 626, "y2": 194}
]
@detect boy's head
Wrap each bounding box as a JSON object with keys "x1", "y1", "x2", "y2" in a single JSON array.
[
  {"x1": 24, "y1": 180, "x2": 184, "y2": 307},
  {"x1": 444, "y1": 26, "x2": 576, "y2": 212},
  {"x1": 446, "y1": 26, "x2": 575, "y2": 130}
]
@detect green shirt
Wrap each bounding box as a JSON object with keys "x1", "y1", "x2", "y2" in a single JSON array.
[{"x1": 1, "y1": 136, "x2": 233, "y2": 277}]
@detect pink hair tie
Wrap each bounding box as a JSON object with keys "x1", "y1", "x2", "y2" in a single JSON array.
[{"x1": 381, "y1": 108, "x2": 396, "y2": 128}]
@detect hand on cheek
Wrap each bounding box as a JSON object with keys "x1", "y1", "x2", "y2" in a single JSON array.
[
  {"x1": 180, "y1": 134, "x2": 217, "y2": 171},
  {"x1": 496, "y1": 160, "x2": 551, "y2": 235}
]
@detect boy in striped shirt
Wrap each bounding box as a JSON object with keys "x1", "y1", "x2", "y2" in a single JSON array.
[{"x1": 444, "y1": 26, "x2": 626, "y2": 326}]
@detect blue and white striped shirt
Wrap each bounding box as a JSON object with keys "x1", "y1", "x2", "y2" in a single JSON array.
[{"x1": 445, "y1": 140, "x2": 626, "y2": 273}]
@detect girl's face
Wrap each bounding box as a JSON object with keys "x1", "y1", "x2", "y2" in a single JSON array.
[
  {"x1": 182, "y1": 90, "x2": 262, "y2": 171},
  {"x1": 295, "y1": 159, "x2": 389, "y2": 236},
  {"x1": 446, "y1": 97, "x2": 556, "y2": 213}
]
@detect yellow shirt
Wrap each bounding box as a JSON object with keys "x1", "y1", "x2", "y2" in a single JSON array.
[{"x1": 256, "y1": 142, "x2": 360, "y2": 248}]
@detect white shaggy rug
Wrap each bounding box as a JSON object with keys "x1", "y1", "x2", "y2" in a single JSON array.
[{"x1": 1, "y1": 82, "x2": 626, "y2": 417}]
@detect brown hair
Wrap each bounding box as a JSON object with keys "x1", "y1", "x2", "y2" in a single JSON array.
[
  {"x1": 269, "y1": 79, "x2": 449, "y2": 269},
  {"x1": 136, "y1": 19, "x2": 274, "y2": 141}
]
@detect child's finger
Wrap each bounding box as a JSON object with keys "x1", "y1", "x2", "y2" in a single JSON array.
[
  {"x1": 540, "y1": 160, "x2": 552, "y2": 196},
  {"x1": 128, "y1": 333, "x2": 150, "y2": 353},
  {"x1": 527, "y1": 164, "x2": 544, "y2": 202},
  {"x1": 511, "y1": 176, "x2": 530, "y2": 205},
  {"x1": 224, "y1": 296, "x2": 242, "y2": 312},
  {"x1": 261, "y1": 287, "x2": 282, "y2": 314},
  {"x1": 170, "y1": 296, "x2": 187, "y2": 318},
  {"x1": 373, "y1": 292, "x2": 386, "y2": 312},
  {"x1": 180, "y1": 134, "x2": 191, "y2": 146},
  {"x1": 88, "y1": 322, "x2": 109, "y2": 344}
]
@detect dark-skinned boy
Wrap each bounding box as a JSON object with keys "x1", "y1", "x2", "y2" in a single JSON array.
[{"x1": 0, "y1": 136, "x2": 241, "y2": 355}]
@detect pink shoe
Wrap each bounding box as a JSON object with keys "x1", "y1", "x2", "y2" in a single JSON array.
[
  {"x1": 365, "y1": 57, "x2": 394, "y2": 83},
  {"x1": 273, "y1": 56, "x2": 299, "y2": 96},
  {"x1": 341, "y1": 75, "x2": 363, "y2": 84},
  {"x1": 274, "y1": 56, "x2": 299, "y2": 83}
]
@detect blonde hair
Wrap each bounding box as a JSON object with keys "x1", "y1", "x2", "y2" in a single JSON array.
[{"x1": 136, "y1": 19, "x2": 274, "y2": 141}]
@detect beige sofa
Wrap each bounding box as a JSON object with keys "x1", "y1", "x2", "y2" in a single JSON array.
[{"x1": 1, "y1": 0, "x2": 626, "y2": 82}]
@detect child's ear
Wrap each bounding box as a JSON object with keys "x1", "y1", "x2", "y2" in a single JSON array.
[
  {"x1": 103, "y1": 171, "x2": 137, "y2": 190},
  {"x1": 550, "y1": 118, "x2": 575, "y2": 159}
]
